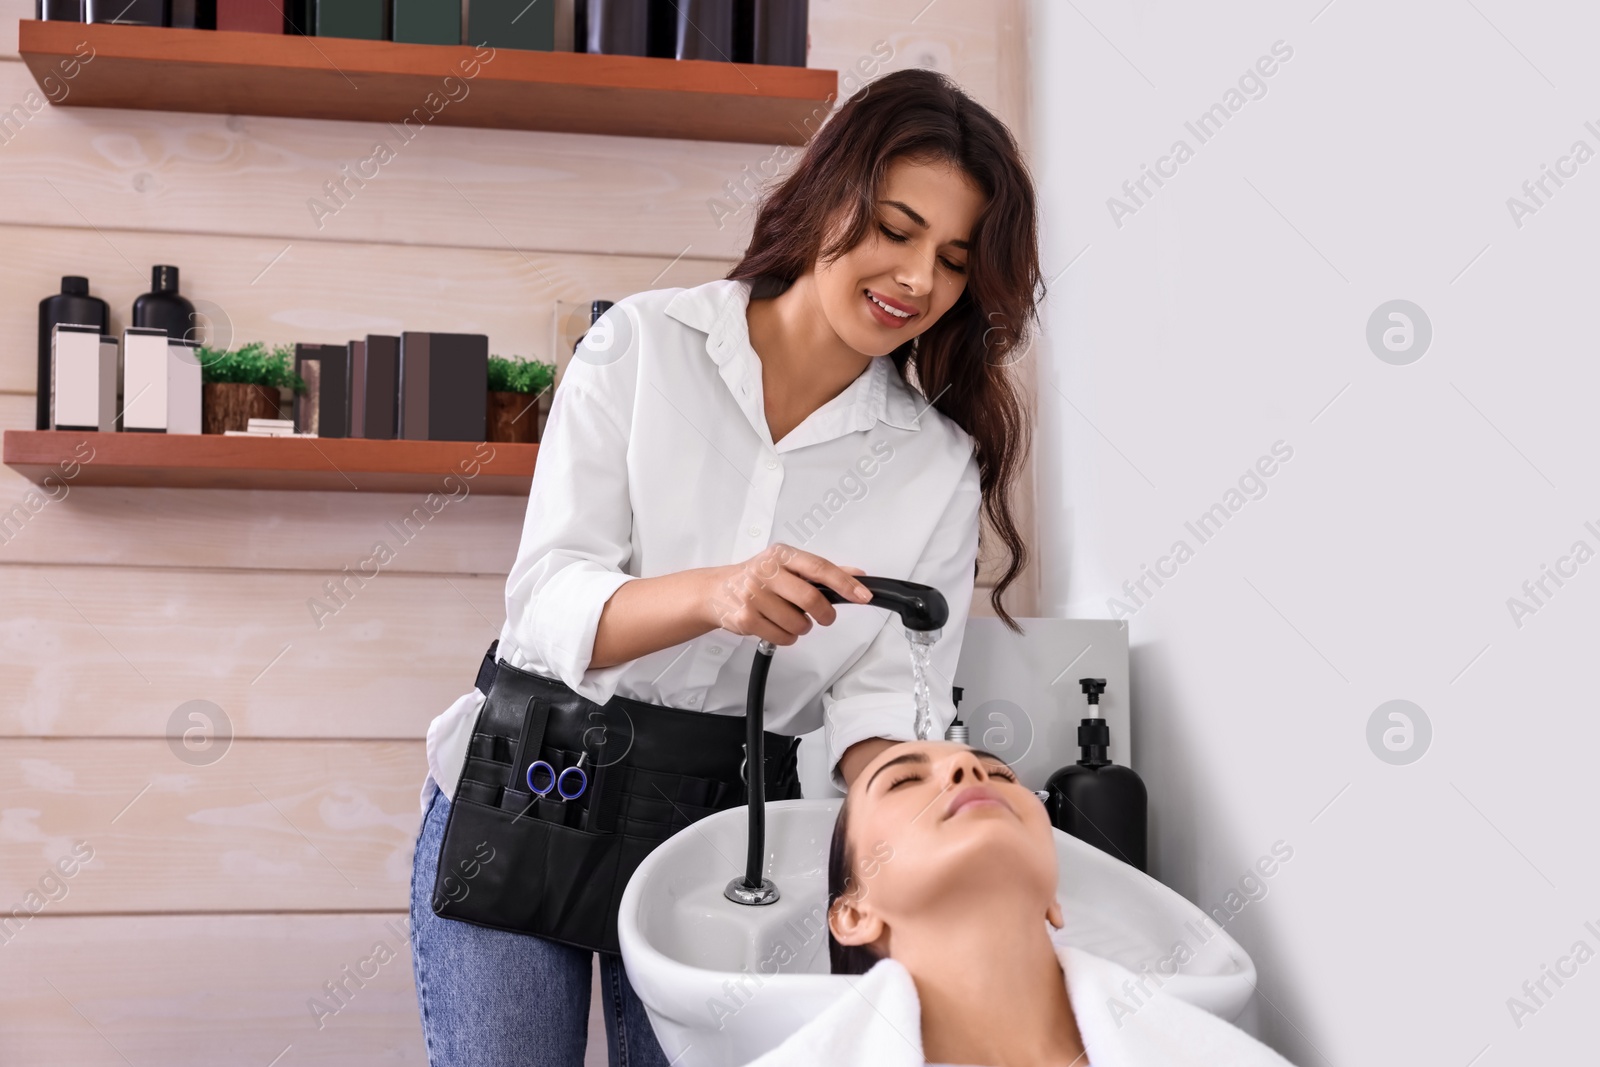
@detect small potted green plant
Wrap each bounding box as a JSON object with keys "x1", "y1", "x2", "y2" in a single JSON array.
[
  {"x1": 486, "y1": 354, "x2": 556, "y2": 444},
  {"x1": 198, "y1": 342, "x2": 306, "y2": 435}
]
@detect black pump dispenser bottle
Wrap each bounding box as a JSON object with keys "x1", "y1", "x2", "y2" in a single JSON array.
[
  {"x1": 945, "y1": 686, "x2": 968, "y2": 745},
  {"x1": 1045, "y1": 678, "x2": 1148, "y2": 871}
]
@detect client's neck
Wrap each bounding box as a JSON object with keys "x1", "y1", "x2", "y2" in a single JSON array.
[{"x1": 893, "y1": 900, "x2": 1086, "y2": 1067}]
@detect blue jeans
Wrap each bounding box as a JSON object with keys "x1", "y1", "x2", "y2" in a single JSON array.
[{"x1": 409, "y1": 778, "x2": 672, "y2": 1067}]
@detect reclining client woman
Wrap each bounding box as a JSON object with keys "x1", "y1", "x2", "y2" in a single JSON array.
[{"x1": 745, "y1": 740, "x2": 1299, "y2": 1067}]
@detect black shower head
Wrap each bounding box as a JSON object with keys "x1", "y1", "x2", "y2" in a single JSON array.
[{"x1": 809, "y1": 576, "x2": 949, "y2": 633}]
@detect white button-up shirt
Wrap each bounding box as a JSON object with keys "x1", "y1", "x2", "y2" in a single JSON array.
[{"x1": 423, "y1": 277, "x2": 982, "y2": 808}]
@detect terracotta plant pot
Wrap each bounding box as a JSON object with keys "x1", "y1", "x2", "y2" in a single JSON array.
[
  {"x1": 203, "y1": 381, "x2": 282, "y2": 434},
  {"x1": 486, "y1": 390, "x2": 542, "y2": 443}
]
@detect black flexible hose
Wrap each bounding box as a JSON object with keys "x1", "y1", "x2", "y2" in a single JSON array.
[{"x1": 743, "y1": 642, "x2": 773, "y2": 890}]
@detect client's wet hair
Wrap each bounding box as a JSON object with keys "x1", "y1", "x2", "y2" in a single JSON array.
[{"x1": 826, "y1": 795, "x2": 883, "y2": 975}]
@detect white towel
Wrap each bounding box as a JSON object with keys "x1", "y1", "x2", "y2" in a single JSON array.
[{"x1": 741, "y1": 926, "x2": 1297, "y2": 1067}]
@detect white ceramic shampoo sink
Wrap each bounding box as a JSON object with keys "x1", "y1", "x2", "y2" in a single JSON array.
[{"x1": 618, "y1": 799, "x2": 1257, "y2": 1067}]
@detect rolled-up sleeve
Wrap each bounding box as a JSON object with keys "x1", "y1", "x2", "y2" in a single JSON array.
[
  {"x1": 500, "y1": 304, "x2": 639, "y2": 705},
  {"x1": 822, "y1": 450, "x2": 983, "y2": 791}
]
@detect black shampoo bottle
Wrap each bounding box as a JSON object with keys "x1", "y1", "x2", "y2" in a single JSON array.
[
  {"x1": 1045, "y1": 678, "x2": 1148, "y2": 871},
  {"x1": 37, "y1": 276, "x2": 109, "y2": 430},
  {"x1": 132, "y1": 266, "x2": 196, "y2": 340}
]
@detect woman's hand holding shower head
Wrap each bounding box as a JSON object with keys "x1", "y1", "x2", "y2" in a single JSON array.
[{"x1": 704, "y1": 542, "x2": 872, "y2": 647}]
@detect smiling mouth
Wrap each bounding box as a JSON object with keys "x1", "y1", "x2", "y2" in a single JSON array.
[{"x1": 865, "y1": 289, "x2": 917, "y2": 322}]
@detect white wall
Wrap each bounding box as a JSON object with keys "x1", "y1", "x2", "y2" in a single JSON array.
[{"x1": 1030, "y1": 2, "x2": 1598, "y2": 1064}]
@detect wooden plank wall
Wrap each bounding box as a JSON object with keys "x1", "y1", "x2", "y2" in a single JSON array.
[{"x1": 0, "y1": 1, "x2": 1036, "y2": 1061}]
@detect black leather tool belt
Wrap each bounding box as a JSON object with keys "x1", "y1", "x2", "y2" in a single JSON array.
[{"x1": 431, "y1": 641, "x2": 802, "y2": 954}]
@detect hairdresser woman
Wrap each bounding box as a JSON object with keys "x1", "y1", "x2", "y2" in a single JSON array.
[{"x1": 407, "y1": 68, "x2": 1042, "y2": 1067}]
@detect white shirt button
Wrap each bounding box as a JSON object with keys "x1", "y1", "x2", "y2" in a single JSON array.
[
  {"x1": 766, "y1": 459, "x2": 778, "y2": 470},
  {"x1": 709, "y1": 645, "x2": 724, "y2": 656},
  {"x1": 748, "y1": 526, "x2": 761, "y2": 537}
]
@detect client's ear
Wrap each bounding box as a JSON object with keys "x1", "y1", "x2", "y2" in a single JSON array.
[{"x1": 830, "y1": 893, "x2": 885, "y2": 948}]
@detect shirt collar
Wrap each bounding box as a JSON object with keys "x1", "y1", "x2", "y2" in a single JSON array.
[{"x1": 664, "y1": 278, "x2": 925, "y2": 438}]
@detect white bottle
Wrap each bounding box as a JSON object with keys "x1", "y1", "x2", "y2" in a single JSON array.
[
  {"x1": 50, "y1": 324, "x2": 108, "y2": 432},
  {"x1": 122, "y1": 327, "x2": 171, "y2": 432},
  {"x1": 167, "y1": 338, "x2": 203, "y2": 435}
]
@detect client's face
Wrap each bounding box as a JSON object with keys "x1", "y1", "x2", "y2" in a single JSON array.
[{"x1": 830, "y1": 740, "x2": 1059, "y2": 953}]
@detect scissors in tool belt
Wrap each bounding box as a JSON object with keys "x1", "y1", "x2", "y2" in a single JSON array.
[{"x1": 526, "y1": 752, "x2": 588, "y2": 801}]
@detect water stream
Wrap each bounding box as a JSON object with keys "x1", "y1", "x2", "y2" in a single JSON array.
[{"x1": 908, "y1": 629, "x2": 938, "y2": 741}]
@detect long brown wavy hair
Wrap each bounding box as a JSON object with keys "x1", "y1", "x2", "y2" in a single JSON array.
[{"x1": 728, "y1": 68, "x2": 1041, "y2": 632}]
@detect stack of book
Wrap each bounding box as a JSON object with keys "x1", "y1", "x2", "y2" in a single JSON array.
[
  {"x1": 224, "y1": 418, "x2": 317, "y2": 438},
  {"x1": 296, "y1": 333, "x2": 487, "y2": 443}
]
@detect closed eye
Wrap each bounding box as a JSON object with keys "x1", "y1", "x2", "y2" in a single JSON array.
[
  {"x1": 886, "y1": 773, "x2": 922, "y2": 791},
  {"x1": 984, "y1": 764, "x2": 1018, "y2": 782},
  {"x1": 876, "y1": 220, "x2": 960, "y2": 275}
]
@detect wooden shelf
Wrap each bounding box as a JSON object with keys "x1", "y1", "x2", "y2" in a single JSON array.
[
  {"x1": 18, "y1": 20, "x2": 835, "y2": 144},
  {"x1": 3, "y1": 429, "x2": 538, "y2": 495}
]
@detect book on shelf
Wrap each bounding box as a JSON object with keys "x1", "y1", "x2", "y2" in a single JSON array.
[
  {"x1": 398, "y1": 331, "x2": 487, "y2": 442},
  {"x1": 294, "y1": 342, "x2": 351, "y2": 438}
]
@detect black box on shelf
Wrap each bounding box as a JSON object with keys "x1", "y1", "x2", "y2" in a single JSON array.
[
  {"x1": 315, "y1": 0, "x2": 387, "y2": 39},
  {"x1": 752, "y1": 0, "x2": 807, "y2": 66},
  {"x1": 86, "y1": 0, "x2": 168, "y2": 25},
  {"x1": 294, "y1": 342, "x2": 351, "y2": 437},
  {"x1": 355, "y1": 334, "x2": 401, "y2": 439},
  {"x1": 398, "y1": 332, "x2": 487, "y2": 442},
  {"x1": 467, "y1": 0, "x2": 551, "y2": 50},
  {"x1": 169, "y1": 0, "x2": 217, "y2": 28}
]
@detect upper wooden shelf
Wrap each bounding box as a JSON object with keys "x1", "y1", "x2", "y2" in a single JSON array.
[
  {"x1": 3, "y1": 429, "x2": 538, "y2": 495},
  {"x1": 18, "y1": 20, "x2": 837, "y2": 144}
]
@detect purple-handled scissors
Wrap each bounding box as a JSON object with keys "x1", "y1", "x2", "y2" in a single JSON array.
[{"x1": 526, "y1": 752, "x2": 588, "y2": 801}]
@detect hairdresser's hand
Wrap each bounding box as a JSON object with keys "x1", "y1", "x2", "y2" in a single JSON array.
[{"x1": 703, "y1": 543, "x2": 872, "y2": 647}]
